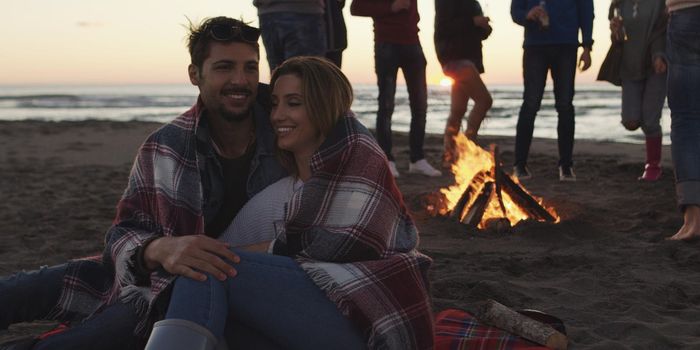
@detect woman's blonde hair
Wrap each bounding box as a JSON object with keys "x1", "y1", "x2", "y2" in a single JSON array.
[{"x1": 270, "y1": 56, "x2": 354, "y2": 174}]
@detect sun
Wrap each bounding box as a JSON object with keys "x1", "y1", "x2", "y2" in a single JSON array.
[{"x1": 439, "y1": 77, "x2": 454, "y2": 87}]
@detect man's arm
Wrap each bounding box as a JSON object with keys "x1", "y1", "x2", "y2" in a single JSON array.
[
  {"x1": 578, "y1": 0, "x2": 595, "y2": 49},
  {"x1": 105, "y1": 135, "x2": 240, "y2": 286}
]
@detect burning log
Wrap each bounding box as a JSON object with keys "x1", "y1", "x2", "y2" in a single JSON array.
[
  {"x1": 496, "y1": 167, "x2": 556, "y2": 223},
  {"x1": 450, "y1": 171, "x2": 488, "y2": 221},
  {"x1": 461, "y1": 181, "x2": 494, "y2": 226}
]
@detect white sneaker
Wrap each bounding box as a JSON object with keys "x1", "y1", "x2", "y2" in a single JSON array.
[
  {"x1": 408, "y1": 159, "x2": 442, "y2": 177},
  {"x1": 388, "y1": 161, "x2": 400, "y2": 178}
]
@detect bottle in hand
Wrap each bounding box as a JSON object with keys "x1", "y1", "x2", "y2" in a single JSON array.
[{"x1": 539, "y1": 0, "x2": 550, "y2": 30}]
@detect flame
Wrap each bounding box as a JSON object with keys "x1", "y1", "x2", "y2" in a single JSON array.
[{"x1": 434, "y1": 133, "x2": 559, "y2": 229}]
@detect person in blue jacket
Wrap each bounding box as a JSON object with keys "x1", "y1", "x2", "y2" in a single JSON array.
[{"x1": 510, "y1": 0, "x2": 594, "y2": 182}]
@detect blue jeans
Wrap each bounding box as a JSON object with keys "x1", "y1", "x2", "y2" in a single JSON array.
[
  {"x1": 515, "y1": 44, "x2": 578, "y2": 168},
  {"x1": 0, "y1": 264, "x2": 139, "y2": 350},
  {"x1": 165, "y1": 250, "x2": 366, "y2": 350},
  {"x1": 259, "y1": 12, "x2": 327, "y2": 71},
  {"x1": 374, "y1": 42, "x2": 428, "y2": 162},
  {"x1": 667, "y1": 6, "x2": 700, "y2": 207}
]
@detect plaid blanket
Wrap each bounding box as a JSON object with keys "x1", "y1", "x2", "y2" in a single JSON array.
[
  {"x1": 51, "y1": 89, "x2": 285, "y2": 336},
  {"x1": 434, "y1": 309, "x2": 550, "y2": 350},
  {"x1": 283, "y1": 114, "x2": 434, "y2": 349}
]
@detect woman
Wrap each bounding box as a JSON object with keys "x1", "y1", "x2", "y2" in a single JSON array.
[
  {"x1": 145, "y1": 57, "x2": 434, "y2": 350},
  {"x1": 605, "y1": 0, "x2": 668, "y2": 181},
  {"x1": 434, "y1": 0, "x2": 493, "y2": 166}
]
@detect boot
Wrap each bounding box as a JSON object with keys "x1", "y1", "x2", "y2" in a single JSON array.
[
  {"x1": 639, "y1": 136, "x2": 662, "y2": 181},
  {"x1": 145, "y1": 319, "x2": 217, "y2": 350}
]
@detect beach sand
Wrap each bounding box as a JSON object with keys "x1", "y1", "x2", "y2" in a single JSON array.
[{"x1": 1, "y1": 120, "x2": 699, "y2": 349}]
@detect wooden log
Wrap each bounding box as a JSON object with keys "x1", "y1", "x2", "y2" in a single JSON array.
[
  {"x1": 497, "y1": 167, "x2": 556, "y2": 222},
  {"x1": 450, "y1": 171, "x2": 488, "y2": 220},
  {"x1": 460, "y1": 181, "x2": 494, "y2": 226},
  {"x1": 490, "y1": 144, "x2": 508, "y2": 218},
  {"x1": 475, "y1": 299, "x2": 568, "y2": 350}
]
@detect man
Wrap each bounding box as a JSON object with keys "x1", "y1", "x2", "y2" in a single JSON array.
[
  {"x1": 666, "y1": 0, "x2": 700, "y2": 241},
  {"x1": 350, "y1": 0, "x2": 442, "y2": 178},
  {"x1": 510, "y1": 0, "x2": 594, "y2": 181},
  {"x1": 254, "y1": 0, "x2": 327, "y2": 71},
  {"x1": 0, "y1": 16, "x2": 286, "y2": 349}
]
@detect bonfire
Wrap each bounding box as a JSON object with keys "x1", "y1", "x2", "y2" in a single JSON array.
[{"x1": 428, "y1": 134, "x2": 559, "y2": 230}]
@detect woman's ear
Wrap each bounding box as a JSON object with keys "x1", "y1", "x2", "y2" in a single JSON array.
[{"x1": 188, "y1": 64, "x2": 200, "y2": 85}]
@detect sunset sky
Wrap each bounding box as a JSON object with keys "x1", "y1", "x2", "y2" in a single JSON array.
[{"x1": 2, "y1": 1, "x2": 614, "y2": 86}]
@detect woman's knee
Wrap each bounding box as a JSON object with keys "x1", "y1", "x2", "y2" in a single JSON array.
[{"x1": 622, "y1": 120, "x2": 640, "y2": 131}]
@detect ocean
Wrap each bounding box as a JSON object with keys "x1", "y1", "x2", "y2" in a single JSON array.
[{"x1": 0, "y1": 83, "x2": 671, "y2": 145}]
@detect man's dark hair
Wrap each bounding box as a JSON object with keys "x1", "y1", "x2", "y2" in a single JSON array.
[{"x1": 186, "y1": 16, "x2": 260, "y2": 69}]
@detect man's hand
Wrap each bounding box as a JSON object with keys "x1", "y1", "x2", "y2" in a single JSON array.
[
  {"x1": 653, "y1": 56, "x2": 667, "y2": 74},
  {"x1": 473, "y1": 16, "x2": 491, "y2": 30},
  {"x1": 144, "y1": 235, "x2": 240, "y2": 282},
  {"x1": 579, "y1": 47, "x2": 592, "y2": 72},
  {"x1": 391, "y1": 0, "x2": 410, "y2": 13},
  {"x1": 526, "y1": 6, "x2": 546, "y2": 21}
]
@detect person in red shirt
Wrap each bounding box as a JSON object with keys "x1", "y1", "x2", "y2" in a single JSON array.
[{"x1": 351, "y1": 0, "x2": 442, "y2": 178}]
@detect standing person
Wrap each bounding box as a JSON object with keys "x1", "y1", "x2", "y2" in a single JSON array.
[
  {"x1": 325, "y1": 0, "x2": 348, "y2": 67},
  {"x1": 510, "y1": 0, "x2": 594, "y2": 181},
  {"x1": 602, "y1": 0, "x2": 668, "y2": 181},
  {"x1": 0, "y1": 16, "x2": 288, "y2": 349},
  {"x1": 666, "y1": 1, "x2": 700, "y2": 241},
  {"x1": 145, "y1": 57, "x2": 434, "y2": 350},
  {"x1": 435, "y1": 0, "x2": 494, "y2": 167},
  {"x1": 254, "y1": 0, "x2": 327, "y2": 71},
  {"x1": 350, "y1": 0, "x2": 442, "y2": 178}
]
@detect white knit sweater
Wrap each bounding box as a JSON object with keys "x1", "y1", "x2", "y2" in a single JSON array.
[{"x1": 218, "y1": 176, "x2": 302, "y2": 247}]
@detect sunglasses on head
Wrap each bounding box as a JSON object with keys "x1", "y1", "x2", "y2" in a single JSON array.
[{"x1": 209, "y1": 23, "x2": 260, "y2": 43}]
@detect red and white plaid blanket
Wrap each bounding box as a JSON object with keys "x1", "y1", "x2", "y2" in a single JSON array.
[{"x1": 284, "y1": 114, "x2": 434, "y2": 349}]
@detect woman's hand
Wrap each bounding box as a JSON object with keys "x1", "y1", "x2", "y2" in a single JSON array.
[{"x1": 610, "y1": 17, "x2": 625, "y2": 42}]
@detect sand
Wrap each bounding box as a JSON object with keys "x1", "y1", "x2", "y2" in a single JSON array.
[{"x1": 1, "y1": 120, "x2": 699, "y2": 349}]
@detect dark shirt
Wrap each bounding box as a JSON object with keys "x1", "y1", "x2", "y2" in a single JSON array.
[
  {"x1": 434, "y1": 0, "x2": 491, "y2": 73},
  {"x1": 205, "y1": 144, "x2": 256, "y2": 237}
]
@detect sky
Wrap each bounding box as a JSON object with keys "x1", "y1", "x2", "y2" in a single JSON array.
[{"x1": 1, "y1": 1, "x2": 615, "y2": 86}]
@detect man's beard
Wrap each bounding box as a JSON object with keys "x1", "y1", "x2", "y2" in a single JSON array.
[{"x1": 221, "y1": 106, "x2": 252, "y2": 122}]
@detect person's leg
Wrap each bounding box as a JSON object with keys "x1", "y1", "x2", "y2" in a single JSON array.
[
  {"x1": 666, "y1": 7, "x2": 700, "y2": 240},
  {"x1": 374, "y1": 42, "x2": 399, "y2": 162},
  {"x1": 550, "y1": 44, "x2": 578, "y2": 170},
  {"x1": 620, "y1": 79, "x2": 644, "y2": 132},
  {"x1": 514, "y1": 46, "x2": 548, "y2": 170},
  {"x1": 462, "y1": 67, "x2": 493, "y2": 140},
  {"x1": 0, "y1": 264, "x2": 65, "y2": 330},
  {"x1": 639, "y1": 72, "x2": 667, "y2": 181},
  {"x1": 443, "y1": 76, "x2": 469, "y2": 165},
  {"x1": 279, "y1": 13, "x2": 328, "y2": 61},
  {"x1": 401, "y1": 43, "x2": 429, "y2": 163},
  {"x1": 162, "y1": 251, "x2": 366, "y2": 350},
  {"x1": 33, "y1": 301, "x2": 139, "y2": 350},
  {"x1": 258, "y1": 14, "x2": 285, "y2": 71}
]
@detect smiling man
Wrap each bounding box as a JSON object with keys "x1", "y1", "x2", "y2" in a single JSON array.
[{"x1": 0, "y1": 17, "x2": 287, "y2": 349}]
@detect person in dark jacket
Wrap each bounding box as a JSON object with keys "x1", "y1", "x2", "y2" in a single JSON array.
[
  {"x1": 435, "y1": 0, "x2": 493, "y2": 166},
  {"x1": 510, "y1": 0, "x2": 594, "y2": 182}
]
